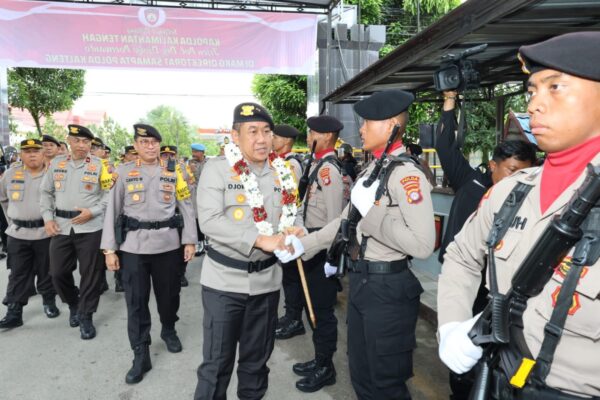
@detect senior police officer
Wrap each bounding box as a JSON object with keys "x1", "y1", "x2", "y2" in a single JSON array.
[
  {"x1": 277, "y1": 117, "x2": 345, "y2": 392},
  {"x1": 40, "y1": 124, "x2": 110, "y2": 340},
  {"x1": 0, "y1": 139, "x2": 59, "y2": 328},
  {"x1": 437, "y1": 32, "x2": 600, "y2": 400},
  {"x1": 278, "y1": 90, "x2": 436, "y2": 400},
  {"x1": 101, "y1": 124, "x2": 197, "y2": 384},
  {"x1": 194, "y1": 102, "x2": 302, "y2": 400}
]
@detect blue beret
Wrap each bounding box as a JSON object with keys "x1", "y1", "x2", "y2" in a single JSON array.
[
  {"x1": 191, "y1": 143, "x2": 206, "y2": 152},
  {"x1": 354, "y1": 90, "x2": 414, "y2": 121},
  {"x1": 518, "y1": 32, "x2": 600, "y2": 81}
]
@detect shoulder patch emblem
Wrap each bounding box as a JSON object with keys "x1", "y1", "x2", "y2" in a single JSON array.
[
  {"x1": 401, "y1": 175, "x2": 422, "y2": 204},
  {"x1": 320, "y1": 167, "x2": 331, "y2": 186}
]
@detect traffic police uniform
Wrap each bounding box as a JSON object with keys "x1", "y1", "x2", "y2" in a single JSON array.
[
  {"x1": 438, "y1": 32, "x2": 600, "y2": 399},
  {"x1": 293, "y1": 91, "x2": 436, "y2": 399},
  {"x1": 277, "y1": 117, "x2": 345, "y2": 392},
  {"x1": 101, "y1": 125, "x2": 197, "y2": 384},
  {"x1": 194, "y1": 103, "x2": 303, "y2": 400},
  {"x1": 0, "y1": 139, "x2": 58, "y2": 328},
  {"x1": 39, "y1": 124, "x2": 110, "y2": 340}
]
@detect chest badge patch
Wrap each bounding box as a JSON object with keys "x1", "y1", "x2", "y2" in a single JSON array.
[
  {"x1": 233, "y1": 208, "x2": 244, "y2": 221},
  {"x1": 551, "y1": 285, "x2": 581, "y2": 316},
  {"x1": 401, "y1": 175, "x2": 422, "y2": 204},
  {"x1": 236, "y1": 194, "x2": 246, "y2": 204},
  {"x1": 11, "y1": 192, "x2": 20, "y2": 200}
]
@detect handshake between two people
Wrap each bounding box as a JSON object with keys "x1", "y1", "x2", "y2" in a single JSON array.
[{"x1": 254, "y1": 227, "x2": 306, "y2": 262}]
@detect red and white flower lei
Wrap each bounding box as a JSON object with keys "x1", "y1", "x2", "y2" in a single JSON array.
[{"x1": 224, "y1": 142, "x2": 298, "y2": 235}]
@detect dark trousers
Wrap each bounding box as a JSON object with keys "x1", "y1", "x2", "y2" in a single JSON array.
[
  {"x1": 0, "y1": 206, "x2": 7, "y2": 252},
  {"x1": 120, "y1": 248, "x2": 182, "y2": 348},
  {"x1": 4, "y1": 237, "x2": 55, "y2": 305},
  {"x1": 289, "y1": 251, "x2": 338, "y2": 360},
  {"x1": 49, "y1": 230, "x2": 104, "y2": 315},
  {"x1": 347, "y1": 268, "x2": 423, "y2": 400},
  {"x1": 281, "y1": 259, "x2": 303, "y2": 321},
  {"x1": 195, "y1": 286, "x2": 279, "y2": 400}
]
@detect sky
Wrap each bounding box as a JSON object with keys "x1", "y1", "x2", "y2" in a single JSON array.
[{"x1": 72, "y1": 68, "x2": 258, "y2": 129}]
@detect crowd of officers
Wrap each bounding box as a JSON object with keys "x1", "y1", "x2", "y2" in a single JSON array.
[{"x1": 0, "y1": 31, "x2": 599, "y2": 400}]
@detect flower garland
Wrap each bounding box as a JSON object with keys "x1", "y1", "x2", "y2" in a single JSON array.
[{"x1": 224, "y1": 142, "x2": 298, "y2": 235}]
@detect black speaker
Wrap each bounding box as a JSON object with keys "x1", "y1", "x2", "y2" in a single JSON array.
[{"x1": 419, "y1": 123, "x2": 435, "y2": 148}]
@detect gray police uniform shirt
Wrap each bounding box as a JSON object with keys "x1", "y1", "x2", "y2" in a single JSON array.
[
  {"x1": 197, "y1": 156, "x2": 303, "y2": 296},
  {"x1": 304, "y1": 150, "x2": 345, "y2": 230},
  {"x1": 39, "y1": 154, "x2": 108, "y2": 234},
  {"x1": 0, "y1": 164, "x2": 48, "y2": 241},
  {"x1": 283, "y1": 152, "x2": 303, "y2": 184},
  {"x1": 100, "y1": 159, "x2": 197, "y2": 254},
  {"x1": 301, "y1": 146, "x2": 436, "y2": 262}
]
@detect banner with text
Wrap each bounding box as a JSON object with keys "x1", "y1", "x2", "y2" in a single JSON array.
[{"x1": 0, "y1": 0, "x2": 317, "y2": 74}]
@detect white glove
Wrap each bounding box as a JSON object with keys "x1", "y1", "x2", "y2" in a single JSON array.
[
  {"x1": 275, "y1": 235, "x2": 305, "y2": 263},
  {"x1": 324, "y1": 262, "x2": 337, "y2": 277},
  {"x1": 351, "y1": 177, "x2": 380, "y2": 216},
  {"x1": 438, "y1": 313, "x2": 483, "y2": 374}
]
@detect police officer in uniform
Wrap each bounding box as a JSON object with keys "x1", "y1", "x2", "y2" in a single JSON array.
[
  {"x1": 194, "y1": 103, "x2": 302, "y2": 400},
  {"x1": 101, "y1": 125, "x2": 197, "y2": 384},
  {"x1": 278, "y1": 90, "x2": 436, "y2": 399},
  {"x1": 42, "y1": 135, "x2": 61, "y2": 164},
  {"x1": 0, "y1": 139, "x2": 59, "y2": 328},
  {"x1": 437, "y1": 32, "x2": 600, "y2": 400},
  {"x1": 123, "y1": 145, "x2": 138, "y2": 162},
  {"x1": 272, "y1": 124, "x2": 303, "y2": 179},
  {"x1": 40, "y1": 124, "x2": 110, "y2": 340}
]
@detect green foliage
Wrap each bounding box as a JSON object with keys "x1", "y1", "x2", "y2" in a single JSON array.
[
  {"x1": 8, "y1": 68, "x2": 85, "y2": 135},
  {"x1": 402, "y1": 0, "x2": 461, "y2": 16},
  {"x1": 406, "y1": 102, "x2": 440, "y2": 144},
  {"x1": 251, "y1": 75, "x2": 308, "y2": 144},
  {"x1": 347, "y1": 0, "x2": 383, "y2": 24},
  {"x1": 139, "y1": 105, "x2": 194, "y2": 158},
  {"x1": 88, "y1": 117, "x2": 131, "y2": 162},
  {"x1": 194, "y1": 139, "x2": 221, "y2": 157}
]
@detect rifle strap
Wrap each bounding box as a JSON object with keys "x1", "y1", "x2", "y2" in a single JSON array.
[{"x1": 531, "y1": 205, "x2": 600, "y2": 385}]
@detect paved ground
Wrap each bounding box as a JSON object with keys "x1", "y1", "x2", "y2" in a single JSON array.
[{"x1": 0, "y1": 255, "x2": 450, "y2": 400}]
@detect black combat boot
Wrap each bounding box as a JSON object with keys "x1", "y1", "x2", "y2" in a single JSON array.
[
  {"x1": 125, "y1": 344, "x2": 152, "y2": 384},
  {"x1": 79, "y1": 314, "x2": 96, "y2": 340},
  {"x1": 275, "y1": 315, "x2": 305, "y2": 340},
  {"x1": 0, "y1": 303, "x2": 23, "y2": 329},
  {"x1": 42, "y1": 296, "x2": 60, "y2": 318},
  {"x1": 68, "y1": 304, "x2": 80, "y2": 327},
  {"x1": 114, "y1": 272, "x2": 124, "y2": 293},
  {"x1": 180, "y1": 275, "x2": 189, "y2": 287},
  {"x1": 295, "y1": 358, "x2": 336, "y2": 393},
  {"x1": 160, "y1": 326, "x2": 182, "y2": 353},
  {"x1": 293, "y1": 358, "x2": 318, "y2": 376}
]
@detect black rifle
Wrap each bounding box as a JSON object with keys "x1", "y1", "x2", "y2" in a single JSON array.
[
  {"x1": 467, "y1": 164, "x2": 600, "y2": 400},
  {"x1": 297, "y1": 140, "x2": 317, "y2": 202},
  {"x1": 326, "y1": 125, "x2": 401, "y2": 277}
]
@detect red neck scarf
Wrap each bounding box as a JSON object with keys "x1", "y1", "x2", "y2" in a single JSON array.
[
  {"x1": 372, "y1": 141, "x2": 403, "y2": 159},
  {"x1": 279, "y1": 151, "x2": 292, "y2": 159},
  {"x1": 315, "y1": 148, "x2": 335, "y2": 160},
  {"x1": 540, "y1": 135, "x2": 600, "y2": 214}
]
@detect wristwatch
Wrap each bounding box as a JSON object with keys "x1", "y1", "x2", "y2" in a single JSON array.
[{"x1": 103, "y1": 249, "x2": 116, "y2": 255}]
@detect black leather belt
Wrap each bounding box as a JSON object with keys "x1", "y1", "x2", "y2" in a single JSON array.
[
  {"x1": 56, "y1": 209, "x2": 81, "y2": 219},
  {"x1": 307, "y1": 227, "x2": 322, "y2": 233},
  {"x1": 124, "y1": 215, "x2": 182, "y2": 230},
  {"x1": 13, "y1": 219, "x2": 45, "y2": 228},
  {"x1": 206, "y1": 247, "x2": 277, "y2": 273},
  {"x1": 347, "y1": 259, "x2": 408, "y2": 274}
]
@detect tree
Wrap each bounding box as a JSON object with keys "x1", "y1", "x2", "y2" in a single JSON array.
[
  {"x1": 139, "y1": 105, "x2": 194, "y2": 158},
  {"x1": 88, "y1": 117, "x2": 131, "y2": 162},
  {"x1": 8, "y1": 68, "x2": 85, "y2": 135},
  {"x1": 252, "y1": 75, "x2": 308, "y2": 144}
]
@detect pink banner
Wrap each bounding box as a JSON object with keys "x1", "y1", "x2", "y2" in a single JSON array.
[{"x1": 0, "y1": 0, "x2": 317, "y2": 74}]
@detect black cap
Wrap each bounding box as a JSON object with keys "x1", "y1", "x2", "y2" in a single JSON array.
[
  {"x1": 104, "y1": 145, "x2": 112, "y2": 153},
  {"x1": 91, "y1": 137, "x2": 104, "y2": 147},
  {"x1": 307, "y1": 116, "x2": 344, "y2": 133},
  {"x1": 232, "y1": 102, "x2": 274, "y2": 130},
  {"x1": 67, "y1": 124, "x2": 94, "y2": 140},
  {"x1": 59, "y1": 141, "x2": 68, "y2": 147},
  {"x1": 133, "y1": 124, "x2": 162, "y2": 141},
  {"x1": 518, "y1": 32, "x2": 600, "y2": 81},
  {"x1": 20, "y1": 138, "x2": 43, "y2": 149},
  {"x1": 160, "y1": 145, "x2": 178, "y2": 154},
  {"x1": 42, "y1": 135, "x2": 60, "y2": 146},
  {"x1": 274, "y1": 124, "x2": 300, "y2": 139},
  {"x1": 354, "y1": 90, "x2": 414, "y2": 120},
  {"x1": 124, "y1": 145, "x2": 136, "y2": 154}
]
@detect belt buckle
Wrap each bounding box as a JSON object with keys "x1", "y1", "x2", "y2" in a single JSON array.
[{"x1": 247, "y1": 261, "x2": 259, "y2": 273}]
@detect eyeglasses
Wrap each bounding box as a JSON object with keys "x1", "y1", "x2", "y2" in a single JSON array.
[
  {"x1": 70, "y1": 137, "x2": 91, "y2": 145},
  {"x1": 137, "y1": 139, "x2": 160, "y2": 147}
]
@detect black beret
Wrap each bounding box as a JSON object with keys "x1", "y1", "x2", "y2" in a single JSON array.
[
  {"x1": 274, "y1": 124, "x2": 300, "y2": 139},
  {"x1": 124, "y1": 145, "x2": 136, "y2": 154},
  {"x1": 307, "y1": 115, "x2": 344, "y2": 133},
  {"x1": 104, "y1": 145, "x2": 112, "y2": 153},
  {"x1": 20, "y1": 138, "x2": 42, "y2": 149},
  {"x1": 59, "y1": 141, "x2": 68, "y2": 147},
  {"x1": 160, "y1": 145, "x2": 178, "y2": 154},
  {"x1": 133, "y1": 124, "x2": 162, "y2": 141},
  {"x1": 354, "y1": 90, "x2": 414, "y2": 121},
  {"x1": 42, "y1": 135, "x2": 60, "y2": 146},
  {"x1": 232, "y1": 103, "x2": 274, "y2": 130},
  {"x1": 67, "y1": 124, "x2": 94, "y2": 140},
  {"x1": 518, "y1": 32, "x2": 600, "y2": 81},
  {"x1": 91, "y1": 137, "x2": 104, "y2": 147}
]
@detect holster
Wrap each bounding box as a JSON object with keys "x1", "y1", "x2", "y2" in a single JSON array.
[{"x1": 115, "y1": 214, "x2": 126, "y2": 245}]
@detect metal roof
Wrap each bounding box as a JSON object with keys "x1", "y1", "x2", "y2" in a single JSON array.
[{"x1": 324, "y1": 0, "x2": 600, "y2": 103}]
